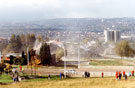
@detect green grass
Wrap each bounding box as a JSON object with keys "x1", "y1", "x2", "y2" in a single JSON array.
[
  {"x1": 90, "y1": 59, "x2": 133, "y2": 66},
  {"x1": 23, "y1": 75, "x2": 60, "y2": 82},
  {"x1": 0, "y1": 72, "x2": 61, "y2": 83},
  {"x1": 0, "y1": 74, "x2": 13, "y2": 83},
  {"x1": 12, "y1": 65, "x2": 27, "y2": 68},
  {"x1": 0, "y1": 73, "x2": 60, "y2": 83},
  {"x1": 2, "y1": 76, "x2": 135, "y2": 88}
]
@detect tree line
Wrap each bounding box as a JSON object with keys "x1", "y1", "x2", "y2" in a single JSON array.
[{"x1": 6, "y1": 34, "x2": 36, "y2": 53}]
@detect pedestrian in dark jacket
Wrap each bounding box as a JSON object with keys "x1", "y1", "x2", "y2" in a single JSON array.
[
  {"x1": 84, "y1": 71, "x2": 88, "y2": 78},
  {"x1": 119, "y1": 73, "x2": 122, "y2": 80},
  {"x1": 125, "y1": 74, "x2": 127, "y2": 80},
  {"x1": 48, "y1": 74, "x2": 51, "y2": 80}
]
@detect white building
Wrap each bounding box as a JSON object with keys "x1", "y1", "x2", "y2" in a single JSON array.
[
  {"x1": 104, "y1": 30, "x2": 121, "y2": 42},
  {"x1": 114, "y1": 30, "x2": 121, "y2": 42}
]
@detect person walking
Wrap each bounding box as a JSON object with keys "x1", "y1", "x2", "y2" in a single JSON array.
[
  {"x1": 12, "y1": 74, "x2": 16, "y2": 82},
  {"x1": 84, "y1": 71, "x2": 88, "y2": 78},
  {"x1": 123, "y1": 71, "x2": 125, "y2": 77},
  {"x1": 19, "y1": 66, "x2": 22, "y2": 72},
  {"x1": 60, "y1": 73, "x2": 62, "y2": 79},
  {"x1": 132, "y1": 70, "x2": 134, "y2": 76},
  {"x1": 102, "y1": 72, "x2": 104, "y2": 78},
  {"x1": 129, "y1": 72, "x2": 131, "y2": 76},
  {"x1": 87, "y1": 72, "x2": 90, "y2": 78},
  {"x1": 125, "y1": 74, "x2": 127, "y2": 80},
  {"x1": 115, "y1": 72, "x2": 118, "y2": 80},
  {"x1": 48, "y1": 74, "x2": 51, "y2": 80},
  {"x1": 119, "y1": 73, "x2": 122, "y2": 80}
]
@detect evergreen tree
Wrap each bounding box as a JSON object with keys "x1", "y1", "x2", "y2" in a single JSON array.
[
  {"x1": 6, "y1": 34, "x2": 22, "y2": 52},
  {"x1": 39, "y1": 43, "x2": 51, "y2": 65},
  {"x1": 9, "y1": 55, "x2": 15, "y2": 64},
  {"x1": 26, "y1": 34, "x2": 36, "y2": 48},
  {"x1": 22, "y1": 51, "x2": 27, "y2": 65}
]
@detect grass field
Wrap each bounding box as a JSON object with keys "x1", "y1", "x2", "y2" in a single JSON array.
[
  {"x1": 90, "y1": 59, "x2": 134, "y2": 66},
  {"x1": 1, "y1": 77, "x2": 135, "y2": 88},
  {"x1": 23, "y1": 75, "x2": 60, "y2": 82},
  {"x1": 0, "y1": 74, "x2": 13, "y2": 83}
]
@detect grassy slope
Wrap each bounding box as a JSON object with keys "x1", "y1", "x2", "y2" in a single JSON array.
[
  {"x1": 1, "y1": 77, "x2": 135, "y2": 88},
  {"x1": 0, "y1": 74, "x2": 13, "y2": 83},
  {"x1": 23, "y1": 75, "x2": 60, "y2": 82},
  {"x1": 90, "y1": 59, "x2": 133, "y2": 66}
]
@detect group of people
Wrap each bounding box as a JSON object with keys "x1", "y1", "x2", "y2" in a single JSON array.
[
  {"x1": 84, "y1": 71, "x2": 104, "y2": 78},
  {"x1": 83, "y1": 70, "x2": 135, "y2": 80},
  {"x1": 12, "y1": 70, "x2": 20, "y2": 82},
  {"x1": 115, "y1": 70, "x2": 135, "y2": 80},
  {"x1": 48, "y1": 73, "x2": 65, "y2": 80},
  {"x1": 59, "y1": 73, "x2": 65, "y2": 79},
  {"x1": 11, "y1": 68, "x2": 135, "y2": 81},
  {"x1": 84, "y1": 71, "x2": 90, "y2": 78}
]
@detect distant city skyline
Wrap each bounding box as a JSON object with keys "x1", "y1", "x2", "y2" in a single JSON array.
[{"x1": 0, "y1": 0, "x2": 135, "y2": 21}]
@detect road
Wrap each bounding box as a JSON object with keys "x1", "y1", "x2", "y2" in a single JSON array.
[{"x1": 21, "y1": 66, "x2": 135, "y2": 77}]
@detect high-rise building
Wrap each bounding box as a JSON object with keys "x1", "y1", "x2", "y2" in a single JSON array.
[
  {"x1": 104, "y1": 30, "x2": 121, "y2": 42},
  {"x1": 114, "y1": 30, "x2": 121, "y2": 42}
]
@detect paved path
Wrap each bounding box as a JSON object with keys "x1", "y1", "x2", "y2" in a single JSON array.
[{"x1": 21, "y1": 66, "x2": 135, "y2": 77}]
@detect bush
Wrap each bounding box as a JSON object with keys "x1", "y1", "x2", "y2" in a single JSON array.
[
  {"x1": 9, "y1": 55, "x2": 16, "y2": 64},
  {"x1": 0, "y1": 63, "x2": 6, "y2": 73},
  {"x1": 4, "y1": 64, "x2": 12, "y2": 74},
  {"x1": 13, "y1": 57, "x2": 24, "y2": 65}
]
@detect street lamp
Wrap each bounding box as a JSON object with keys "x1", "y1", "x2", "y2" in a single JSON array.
[
  {"x1": 78, "y1": 44, "x2": 80, "y2": 68},
  {"x1": 63, "y1": 46, "x2": 67, "y2": 78},
  {"x1": 27, "y1": 47, "x2": 29, "y2": 66}
]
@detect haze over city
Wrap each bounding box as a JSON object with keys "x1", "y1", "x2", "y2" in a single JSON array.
[{"x1": 0, "y1": 0, "x2": 135, "y2": 21}]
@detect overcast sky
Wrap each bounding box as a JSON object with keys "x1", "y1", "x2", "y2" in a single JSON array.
[{"x1": 0, "y1": 0, "x2": 135, "y2": 21}]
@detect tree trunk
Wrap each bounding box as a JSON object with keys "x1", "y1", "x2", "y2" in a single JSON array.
[
  {"x1": 35, "y1": 65, "x2": 36, "y2": 76},
  {"x1": 31, "y1": 65, "x2": 33, "y2": 76}
]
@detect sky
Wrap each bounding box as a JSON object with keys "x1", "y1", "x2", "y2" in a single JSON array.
[{"x1": 0, "y1": 0, "x2": 135, "y2": 21}]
